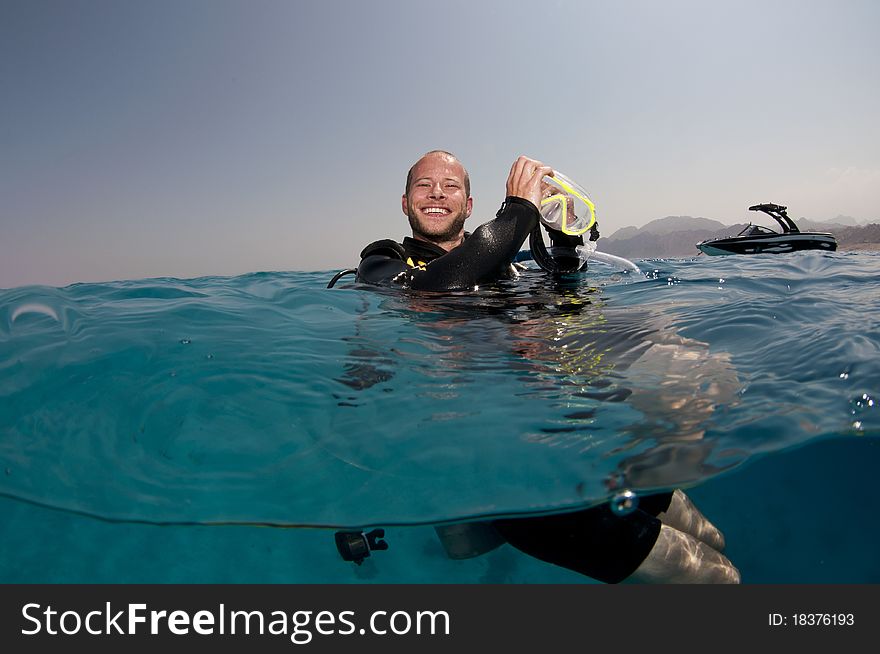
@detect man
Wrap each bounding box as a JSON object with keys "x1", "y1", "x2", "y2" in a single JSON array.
[
  {"x1": 355, "y1": 150, "x2": 740, "y2": 583},
  {"x1": 356, "y1": 151, "x2": 549, "y2": 289}
]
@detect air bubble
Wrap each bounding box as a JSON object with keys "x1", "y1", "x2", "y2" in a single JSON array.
[
  {"x1": 179, "y1": 338, "x2": 191, "y2": 345},
  {"x1": 610, "y1": 489, "x2": 639, "y2": 516},
  {"x1": 850, "y1": 394, "x2": 874, "y2": 432},
  {"x1": 11, "y1": 303, "x2": 59, "y2": 323},
  {"x1": 851, "y1": 393, "x2": 875, "y2": 412}
]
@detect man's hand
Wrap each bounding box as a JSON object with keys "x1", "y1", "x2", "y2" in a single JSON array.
[{"x1": 506, "y1": 155, "x2": 554, "y2": 210}]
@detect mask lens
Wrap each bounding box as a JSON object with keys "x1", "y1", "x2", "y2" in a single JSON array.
[{"x1": 539, "y1": 172, "x2": 596, "y2": 236}]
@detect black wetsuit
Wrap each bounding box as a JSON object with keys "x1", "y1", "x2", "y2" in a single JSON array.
[
  {"x1": 357, "y1": 196, "x2": 538, "y2": 290},
  {"x1": 493, "y1": 492, "x2": 672, "y2": 584},
  {"x1": 355, "y1": 195, "x2": 671, "y2": 583}
]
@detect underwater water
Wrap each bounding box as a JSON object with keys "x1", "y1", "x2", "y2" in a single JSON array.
[{"x1": 1, "y1": 250, "x2": 878, "y2": 583}]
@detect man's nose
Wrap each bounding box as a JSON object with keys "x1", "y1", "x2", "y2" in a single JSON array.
[{"x1": 429, "y1": 182, "x2": 446, "y2": 198}]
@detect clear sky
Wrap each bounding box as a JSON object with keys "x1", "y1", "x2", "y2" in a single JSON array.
[{"x1": 2, "y1": 0, "x2": 878, "y2": 288}]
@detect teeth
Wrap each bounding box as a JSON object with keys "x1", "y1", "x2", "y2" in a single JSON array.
[{"x1": 424, "y1": 208, "x2": 448, "y2": 214}]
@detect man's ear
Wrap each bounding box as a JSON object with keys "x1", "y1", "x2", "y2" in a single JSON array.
[
  {"x1": 401, "y1": 193, "x2": 409, "y2": 216},
  {"x1": 465, "y1": 196, "x2": 473, "y2": 218}
]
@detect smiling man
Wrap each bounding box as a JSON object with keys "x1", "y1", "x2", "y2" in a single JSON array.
[
  {"x1": 403, "y1": 150, "x2": 473, "y2": 251},
  {"x1": 356, "y1": 151, "x2": 549, "y2": 290}
]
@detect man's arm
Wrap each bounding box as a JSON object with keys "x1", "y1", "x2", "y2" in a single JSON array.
[{"x1": 408, "y1": 196, "x2": 539, "y2": 290}]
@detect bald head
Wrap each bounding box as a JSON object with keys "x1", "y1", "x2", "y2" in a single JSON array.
[
  {"x1": 406, "y1": 150, "x2": 470, "y2": 198},
  {"x1": 402, "y1": 150, "x2": 473, "y2": 250}
]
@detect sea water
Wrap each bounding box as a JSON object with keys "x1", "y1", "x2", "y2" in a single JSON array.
[{"x1": 0, "y1": 251, "x2": 878, "y2": 582}]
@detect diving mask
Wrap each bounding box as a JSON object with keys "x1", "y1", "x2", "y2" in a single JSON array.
[{"x1": 539, "y1": 171, "x2": 596, "y2": 236}]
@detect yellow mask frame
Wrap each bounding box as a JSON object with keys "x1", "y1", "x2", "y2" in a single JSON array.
[{"x1": 539, "y1": 173, "x2": 597, "y2": 236}]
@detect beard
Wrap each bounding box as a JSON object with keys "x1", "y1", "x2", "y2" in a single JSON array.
[{"x1": 407, "y1": 208, "x2": 468, "y2": 243}]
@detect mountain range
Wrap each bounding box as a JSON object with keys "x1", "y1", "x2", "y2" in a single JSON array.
[{"x1": 600, "y1": 215, "x2": 880, "y2": 259}]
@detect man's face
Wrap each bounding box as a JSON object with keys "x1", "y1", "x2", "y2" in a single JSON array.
[{"x1": 402, "y1": 153, "x2": 472, "y2": 246}]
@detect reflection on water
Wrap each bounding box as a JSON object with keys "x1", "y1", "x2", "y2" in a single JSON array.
[
  {"x1": 337, "y1": 273, "x2": 744, "y2": 497},
  {"x1": 0, "y1": 253, "x2": 878, "y2": 529}
]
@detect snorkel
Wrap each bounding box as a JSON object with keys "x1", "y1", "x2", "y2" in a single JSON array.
[
  {"x1": 528, "y1": 222, "x2": 598, "y2": 274},
  {"x1": 523, "y1": 171, "x2": 642, "y2": 276}
]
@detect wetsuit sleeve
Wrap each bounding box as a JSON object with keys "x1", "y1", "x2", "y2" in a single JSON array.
[
  {"x1": 356, "y1": 196, "x2": 540, "y2": 290},
  {"x1": 409, "y1": 196, "x2": 539, "y2": 291}
]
